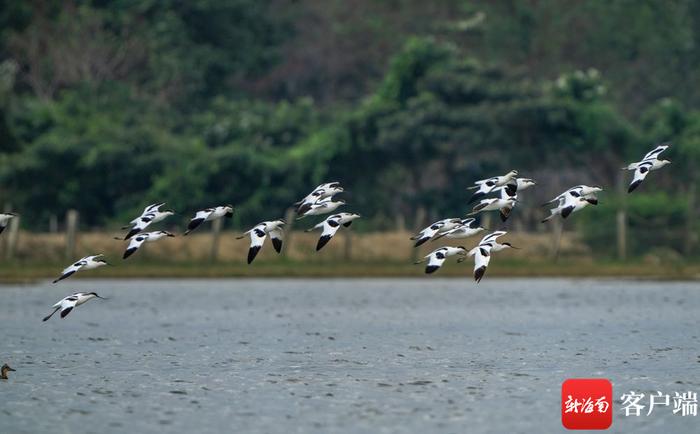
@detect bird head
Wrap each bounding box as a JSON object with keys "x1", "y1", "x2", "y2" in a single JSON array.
[
  {"x1": 164, "y1": 210, "x2": 176, "y2": 216},
  {"x1": 2, "y1": 364, "x2": 15, "y2": 372},
  {"x1": 162, "y1": 231, "x2": 175, "y2": 237},
  {"x1": 660, "y1": 159, "x2": 671, "y2": 166},
  {"x1": 88, "y1": 292, "x2": 107, "y2": 299},
  {"x1": 508, "y1": 170, "x2": 519, "y2": 177},
  {"x1": 502, "y1": 242, "x2": 520, "y2": 250},
  {"x1": 457, "y1": 246, "x2": 468, "y2": 255}
]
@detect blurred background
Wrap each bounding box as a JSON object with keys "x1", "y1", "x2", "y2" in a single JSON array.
[{"x1": 0, "y1": 0, "x2": 699, "y2": 276}]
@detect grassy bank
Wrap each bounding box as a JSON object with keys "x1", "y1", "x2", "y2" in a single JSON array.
[{"x1": 1, "y1": 259, "x2": 698, "y2": 283}]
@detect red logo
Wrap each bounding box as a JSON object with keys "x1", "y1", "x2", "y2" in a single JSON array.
[{"x1": 562, "y1": 378, "x2": 613, "y2": 430}]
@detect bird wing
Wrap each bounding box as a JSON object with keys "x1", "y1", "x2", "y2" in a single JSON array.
[
  {"x1": 185, "y1": 209, "x2": 214, "y2": 234},
  {"x1": 246, "y1": 224, "x2": 268, "y2": 264},
  {"x1": 468, "y1": 178, "x2": 498, "y2": 203},
  {"x1": 124, "y1": 234, "x2": 149, "y2": 259},
  {"x1": 425, "y1": 249, "x2": 448, "y2": 274},
  {"x1": 59, "y1": 296, "x2": 79, "y2": 318},
  {"x1": 269, "y1": 227, "x2": 284, "y2": 254},
  {"x1": 479, "y1": 231, "x2": 506, "y2": 245},
  {"x1": 473, "y1": 245, "x2": 492, "y2": 283},
  {"x1": 411, "y1": 221, "x2": 443, "y2": 247},
  {"x1": 628, "y1": 161, "x2": 653, "y2": 193},
  {"x1": 316, "y1": 217, "x2": 342, "y2": 251},
  {"x1": 642, "y1": 144, "x2": 669, "y2": 162},
  {"x1": 461, "y1": 218, "x2": 477, "y2": 227},
  {"x1": 499, "y1": 202, "x2": 514, "y2": 222}
]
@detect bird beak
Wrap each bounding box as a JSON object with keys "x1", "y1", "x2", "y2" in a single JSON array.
[
  {"x1": 510, "y1": 245, "x2": 521, "y2": 250},
  {"x1": 167, "y1": 233, "x2": 175, "y2": 237},
  {"x1": 95, "y1": 295, "x2": 108, "y2": 300},
  {"x1": 8, "y1": 366, "x2": 15, "y2": 371}
]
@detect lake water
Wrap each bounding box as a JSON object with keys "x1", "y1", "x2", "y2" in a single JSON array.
[{"x1": 1, "y1": 278, "x2": 699, "y2": 433}]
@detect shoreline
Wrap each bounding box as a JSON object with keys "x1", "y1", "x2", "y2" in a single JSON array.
[{"x1": 1, "y1": 260, "x2": 697, "y2": 283}]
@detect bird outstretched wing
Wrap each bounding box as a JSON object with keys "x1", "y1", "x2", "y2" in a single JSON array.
[
  {"x1": 628, "y1": 161, "x2": 653, "y2": 193},
  {"x1": 424, "y1": 249, "x2": 448, "y2": 274},
  {"x1": 269, "y1": 227, "x2": 284, "y2": 254},
  {"x1": 316, "y1": 217, "x2": 342, "y2": 251},
  {"x1": 246, "y1": 224, "x2": 268, "y2": 264},
  {"x1": 185, "y1": 209, "x2": 214, "y2": 235},
  {"x1": 642, "y1": 144, "x2": 669, "y2": 162},
  {"x1": 123, "y1": 234, "x2": 149, "y2": 259}
]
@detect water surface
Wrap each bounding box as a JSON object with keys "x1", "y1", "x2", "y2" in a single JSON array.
[{"x1": 1, "y1": 278, "x2": 698, "y2": 433}]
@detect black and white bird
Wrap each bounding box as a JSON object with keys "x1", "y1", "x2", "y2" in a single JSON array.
[
  {"x1": 414, "y1": 246, "x2": 467, "y2": 274},
  {"x1": 42, "y1": 292, "x2": 106, "y2": 321},
  {"x1": 53, "y1": 255, "x2": 109, "y2": 283},
  {"x1": 122, "y1": 231, "x2": 175, "y2": 259},
  {"x1": 295, "y1": 182, "x2": 344, "y2": 216},
  {"x1": 467, "y1": 170, "x2": 519, "y2": 203},
  {"x1": 184, "y1": 205, "x2": 234, "y2": 235},
  {"x1": 513, "y1": 178, "x2": 536, "y2": 192},
  {"x1": 469, "y1": 189, "x2": 518, "y2": 222},
  {"x1": 542, "y1": 185, "x2": 602, "y2": 222},
  {"x1": 123, "y1": 203, "x2": 175, "y2": 240},
  {"x1": 623, "y1": 143, "x2": 671, "y2": 193},
  {"x1": 411, "y1": 218, "x2": 463, "y2": 247},
  {"x1": 0, "y1": 213, "x2": 17, "y2": 234},
  {"x1": 433, "y1": 218, "x2": 485, "y2": 241},
  {"x1": 296, "y1": 196, "x2": 346, "y2": 220},
  {"x1": 464, "y1": 231, "x2": 519, "y2": 283},
  {"x1": 305, "y1": 212, "x2": 361, "y2": 251},
  {"x1": 237, "y1": 220, "x2": 285, "y2": 264}
]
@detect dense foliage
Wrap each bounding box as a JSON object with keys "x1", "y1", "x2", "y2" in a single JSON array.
[{"x1": 1, "y1": 0, "x2": 700, "y2": 257}]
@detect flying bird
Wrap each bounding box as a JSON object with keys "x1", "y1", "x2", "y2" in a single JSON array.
[
  {"x1": 623, "y1": 143, "x2": 671, "y2": 193},
  {"x1": 305, "y1": 212, "x2": 361, "y2": 251},
  {"x1": 123, "y1": 203, "x2": 175, "y2": 240},
  {"x1": 122, "y1": 231, "x2": 175, "y2": 259},
  {"x1": 467, "y1": 170, "x2": 519, "y2": 203},
  {"x1": 184, "y1": 205, "x2": 234, "y2": 235},
  {"x1": 463, "y1": 231, "x2": 519, "y2": 282},
  {"x1": 42, "y1": 292, "x2": 106, "y2": 321},
  {"x1": 295, "y1": 182, "x2": 344, "y2": 216},
  {"x1": 53, "y1": 255, "x2": 109, "y2": 283},
  {"x1": 237, "y1": 220, "x2": 285, "y2": 264},
  {"x1": 513, "y1": 178, "x2": 536, "y2": 192},
  {"x1": 0, "y1": 213, "x2": 17, "y2": 234},
  {"x1": 414, "y1": 246, "x2": 468, "y2": 274},
  {"x1": 1, "y1": 364, "x2": 15, "y2": 380},
  {"x1": 296, "y1": 197, "x2": 346, "y2": 220},
  {"x1": 433, "y1": 218, "x2": 485, "y2": 241},
  {"x1": 411, "y1": 218, "x2": 463, "y2": 247},
  {"x1": 542, "y1": 185, "x2": 602, "y2": 222},
  {"x1": 469, "y1": 190, "x2": 518, "y2": 222}
]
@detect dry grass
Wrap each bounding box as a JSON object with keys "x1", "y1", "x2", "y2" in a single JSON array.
[
  {"x1": 2, "y1": 229, "x2": 588, "y2": 263},
  {"x1": 1, "y1": 230, "x2": 697, "y2": 282}
]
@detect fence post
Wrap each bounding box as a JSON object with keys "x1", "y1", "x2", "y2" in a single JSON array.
[
  {"x1": 65, "y1": 209, "x2": 79, "y2": 259},
  {"x1": 410, "y1": 207, "x2": 427, "y2": 262},
  {"x1": 210, "y1": 217, "x2": 222, "y2": 262},
  {"x1": 5, "y1": 215, "x2": 19, "y2": 260},
  {"x1": 551, "y1": 219, "x2": 563, "y2": 262},
  {"x1": 616, "y1": 172, "x2": 627, "y2": 260},
  {"x1": 343, "y1": 230, "x2": 353, "y2": 261},
  {"x1": 282, "y1": 207, "x2": 295, "y2": 257},
  {"x1": 49, "y1": 214, "x2": 58, "y2": 233}
]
